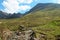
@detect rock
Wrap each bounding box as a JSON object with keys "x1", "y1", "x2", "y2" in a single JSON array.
[
  {"x1": 1, "y1": 27, "x2": 37, "y2": 40},
  {"x1": 18, "y1": 25, "x2": 26, "y2": 31},
  {"x1": 0, "y1": 22, "x2": 2, "y2": 24},
  {"x1": 25, "y1": 30, "x2": 36, "y2": 40},
  {"x1": 39, "y1": 33, "x2": 47, "y2": 40},
  {"x1": 55, "y1": 35, "x2": 60, "y2": 40},
  {"x1": 2, "y1": 29, "x2": 13, "y2": 40}
]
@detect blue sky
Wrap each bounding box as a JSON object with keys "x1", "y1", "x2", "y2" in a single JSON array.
[{"x1": 0, "y1": 0, "x2": 59, "y2": 14}]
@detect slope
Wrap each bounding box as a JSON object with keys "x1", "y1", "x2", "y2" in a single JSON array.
[
  {"x1": 25, "y1": 3, "x2": 60, "y2": 14},
  {"x1": 0, "y1": 3, "x2": 60, "y2": 40}
]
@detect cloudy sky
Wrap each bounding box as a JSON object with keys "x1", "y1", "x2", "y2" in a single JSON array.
[{"x1": 0, "y1": 0, "x2": 59, "y2": 14}]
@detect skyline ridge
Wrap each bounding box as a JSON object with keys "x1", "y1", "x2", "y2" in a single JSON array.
[{"x1": 0, "y1": 0, "x2": 60, "y2": 14}]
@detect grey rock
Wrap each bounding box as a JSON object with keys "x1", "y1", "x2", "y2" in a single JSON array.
[{"x1": 2, "y1": 29, "x2": 37, "y2": 40}]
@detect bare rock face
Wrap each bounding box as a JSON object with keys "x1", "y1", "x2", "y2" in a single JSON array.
[
  {"x1": 2, "y1": 26, "x2": 48, "y2": 40},
  {"x1": 24, "y1": 30, "x2": 36, "y2": 40},
  {"x1": 2, "y1": 25, "x2": 37, "y2": 40},
  {"x1": 2, "y1": 29, "x2": 36, "y2": 40},
  {"x1": 1, "y1": 29, "x2": 13, "y2": 40}
]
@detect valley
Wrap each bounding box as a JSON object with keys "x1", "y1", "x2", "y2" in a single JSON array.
[{"x1": 0, "y1": 3, "x2": 60, "y2": 40}]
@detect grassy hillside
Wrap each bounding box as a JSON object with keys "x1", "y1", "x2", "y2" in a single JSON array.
[
  {"x1": 0, "y1": 3, "x2": 60, "y2": 40},
  {"x1": 0, "y1": 10, "x2": 60, "y2": 40}
]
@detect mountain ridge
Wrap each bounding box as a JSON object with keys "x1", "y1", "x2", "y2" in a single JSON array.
[
  {"x1": 0, "y1": 11, "x2": 23, "y2": 19},
  {"x1": 0, "y1": 3, "x2": 60, "y2": 40},
  {"x1": 0, "y1": 3, "x2": 60, "y2": 18},
  {"x1": 25, "y1": 3, "x2": 60, "y2": 15}
]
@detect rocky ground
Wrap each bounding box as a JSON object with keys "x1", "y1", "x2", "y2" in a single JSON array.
[{"x1": 0, "y1": 25, "x2": 60, "y2": 40}]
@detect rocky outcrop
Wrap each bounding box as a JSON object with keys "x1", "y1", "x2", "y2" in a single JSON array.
[
  {"x1": 2, "y1": 25, "x2": 36, "y2": 40},
  {"x1": 2, "y1": 26, "x2": 48, "y2": 40},
  {"x1": 3, "y1": 29, "x2": 36, "y2": 40}
]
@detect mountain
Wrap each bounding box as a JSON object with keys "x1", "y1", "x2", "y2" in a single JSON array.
[
  {"x1": 17, "y1": 3, "x2": 60, "y2": 39},
  {"x1": 0, "y1": 3, "x2": 60, "y2": 40},
  {"x1": 0, "y1": 11, "x2": 23, "y2": 18},
  {"x1": 0, "y1": 11, "x2": 8, "y2": 18},
  {"x1": 0, "y1": 3, "x2": 60, "y2": 18},
  {"x1": 21, "y1": 3, "x2": 60, "y2": 27},
  {"x1": 7, "y1": 13, "x2": 23, "y2": 18},
  {"x1": 25, "y1": 3, "x2": 60, "y2": 14}
]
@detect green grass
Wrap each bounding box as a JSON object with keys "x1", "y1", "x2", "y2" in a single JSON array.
[{"x1": 0, "y1": 9, "x2": 60, "y2": 40}]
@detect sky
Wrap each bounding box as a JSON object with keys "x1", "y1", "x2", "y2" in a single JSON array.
[{"x1": 0, "y1": 0, "x2": 59, "y2": 14}]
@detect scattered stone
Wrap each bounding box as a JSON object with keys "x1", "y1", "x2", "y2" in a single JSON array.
[
  {"x1": 2, "y1": 29, "x2": 37, "y2": 40},
  {"x1": 55, "y1": 35, "x2": 60, "y2": 40},
  {"x1": 18, "y1": 25, "x2": 26, "y2": 31},
  {"x1": 0, "y1": 22, "x2": 2, "y2": 24},
  {"x1": 39, "y1": 33, "x2": 47, "y2": 40},
  {"x1": 25, "y1": 30, "x2": 36, "y2": 40}
]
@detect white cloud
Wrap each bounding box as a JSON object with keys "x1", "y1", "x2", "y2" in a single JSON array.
[
  {"x1": 18, "y1": 0, "x2": 33, "y2": 4},
  {"x1": 2, "y1": 0, "x2": 19, "y2": 14},
  {"x1": 2, "y1": 0, "x2": 32, "y2": 14},
  {"x1": 19, "y1": 5, "x2": 31, "y2": 10},
  {"x1": 56, "y1": 0, "x2": 60, "y2": 4}
]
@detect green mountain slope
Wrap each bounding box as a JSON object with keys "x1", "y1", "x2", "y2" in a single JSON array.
[
  {"x1": 20, "y1": 8, "x2": 60, "y2": 40},
  {"x1": 25, "y1": 3, "x2": 60, "y2": 14},
  {"x1": 0, "y1": 3, "x2": 60, "y2": 40}
]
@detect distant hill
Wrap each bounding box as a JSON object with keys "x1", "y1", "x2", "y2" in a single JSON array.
[
  {"x1": 0, "y1": 3, "x2": 60, "y2": 18},
  {"x1": 0, "y1": 11, "x2": 8, "y2": 18},
  {"x1": 25, "y1": 3, "x2": 60, "y2": 14},
  {"x1": 0, "y1": 11, "x2": 23, "y2": 18},
  {"x1": 17, "y1": 3, "x2": 60, "y2": 38},
  {"x1": 21, "y1": 3, "x2": 60, "y2": 27},
  {"x1": 7, "y1": 13, "x2": 23, "y2": 18}
]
